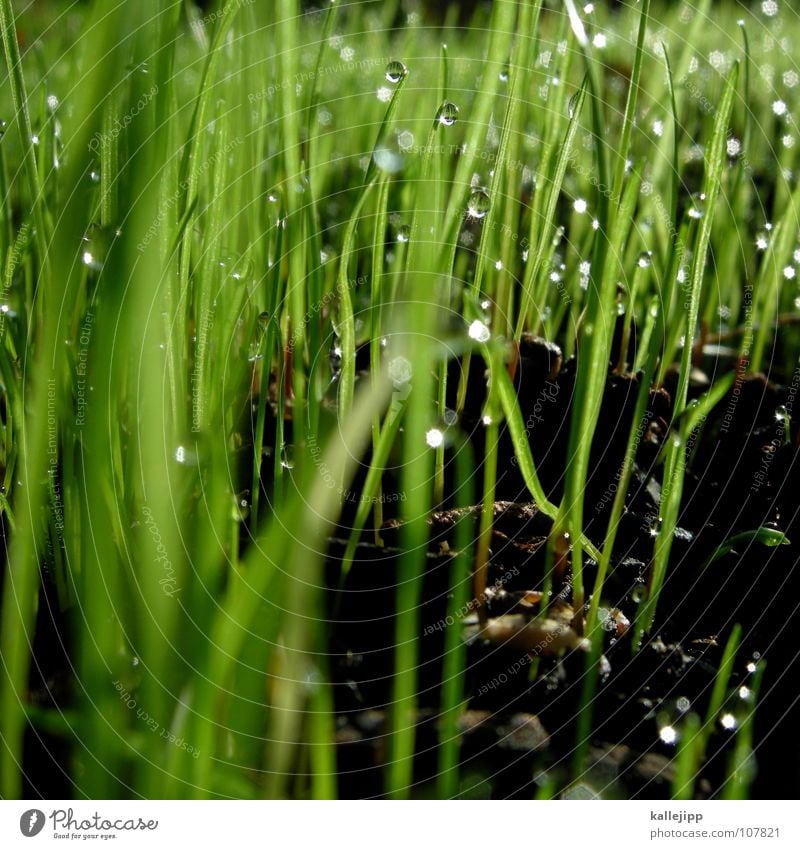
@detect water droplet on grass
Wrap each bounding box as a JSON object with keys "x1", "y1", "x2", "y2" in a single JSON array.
[
  {"x1": 396, "y1": 224, "x2": 411, "y2": 243},
  {"x1": 466, "y1": 189, "x2": 490, "y2": 219},
  {"x1": 175, "y1": 445, "x2": 198, "y2": 466},
  {"x1": 329, "y1": 342, "x2": 343, "y2": 379},
  {"x1": 218, "y1": 253, "x2": 253, "y2": 283},
  {"x1": 659, "y1": 724, "x2": 677, "y2": 745},
  {"x1": 425, "y1": 428, "x2": 444, "y2": 448},
  {"x1": 232, "y1": 492, "x2": 250, "y2": 522},
  {"x1": 280, "y1": 444, "x2": 295, "y2": 470},
  {"x1": 468, "y1": 319, "x2": 491, "y2": 343},
  {"x1": 81, "y1": 224, "x2": 120, "y2": 272},
  {"x1": 688, "y1": 195, "x2": 705, "y2": 219},
  {"x1": 384, "y1": 60, "x2": 407, "y2": 83},
  {"x1": 567, "y1": 90, "x2": 581, "y2": 119},
  {"x1": 435, "y1": 101, "x2": 459, "y2": 127}
]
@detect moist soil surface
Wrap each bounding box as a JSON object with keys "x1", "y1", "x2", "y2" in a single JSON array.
[{"x1": 323, "y1": 337, "x2": 800, "y2": 799}]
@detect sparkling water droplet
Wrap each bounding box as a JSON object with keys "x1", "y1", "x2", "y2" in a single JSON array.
[
  {"x1": 175, "y1": 445, "x2": 198, "y2": 466},
  {"x1": 280, "y1": 443, "x2": 295, "y2": 470},
  {"x1": 329, "y1": 342, "x2": 343, "y2": 378},
  {"x1": 688, "y1": 194, "x2": 705, "y2": 219},
  {"x1": 468, "y1": 319, "x2": 491, "y2": 343},
  {"x1": 232, "y1": 492, "x2": 250, "y2": 522},
  {"x1": 425, "y1": 428, "x2": 444, "y2": 448},
  {"x1": 384, "y1": 60, "x2": 408, "y2": 84},
  {"x1": 466, "y1": 189, "x2": 490, "y2": 219},
  {"x1": 568, "y1": 90, "x2": 581, "y2": 118},
  {"x1": 499, "y1": 62, "x2": 510, "y2": 83},
  {"x1": 676, "y1": 696, "x2": 691, "y2": 713},
  {"x1": 81, "y1": 224, "x2": 120, "y2": 272},
  {"x1": 598, "y1": 608, "x2": 615, "y2": 632},
  {"x1": 435, "y1": 101, "x2": 459, "y2": 127},
  {"x1": 638, "y1": 251, "x2": 652, "y2": 269},
  {"x1": 659, "y1": 724, "x2": 677, "y2": 745},
  {"x1": 720, "y1": 712, "x2": 738, "y2": 730},
  {"x1": 775, "y1": 405, "x2": 788, "y2": 422},
  {"x1": 396, "y1": 224, "x2": 411, "y2": 243}
]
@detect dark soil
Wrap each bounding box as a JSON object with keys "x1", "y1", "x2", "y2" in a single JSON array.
[{"x1": 321, "y1": 336, "x2": 800, "y2": 799}]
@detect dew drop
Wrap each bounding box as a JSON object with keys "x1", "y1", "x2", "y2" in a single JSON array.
[
  {"x1": 384, "y1": 60, "x2": 407, "y2": 83},
  {"x1": 598, "y1": 609, "x2": 616, "y2": 632},
  {"x1": 659, "y1": 724, "x2": 677, "y2": 745},
  {"x1": 175, "y1": 445, "x2": 198, "y2": 466},
  {"x1": 396, "y1": 224, "x2": 411, "y2": 243},
  {"x1": 280, "y1": 443, "x2": 295, "y2": 470},
  {"x1": 329, "y1": 342, "x2": 343, "y2": 379},
  {"x1": 466, "y1": 189, "x2": 490, "y2": 219},
  {"x1": 435, "y1": 101, "x2": 459, "y2": 127},
  {"x1": 468, "y1": 319, "x2": 491, "y2": 343},
  {"x1": 426, "y1": 428, "x2": 444, "y2": 448},
  {"x1": 688, "y1": 194, "x2": 705, "y2": 220},
  {"x1": 81, "y1": 224, "x2": 120, "y2": 272},
  {"x1": 232, "y1": 492, "x2": 250, "y2": 522}
]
